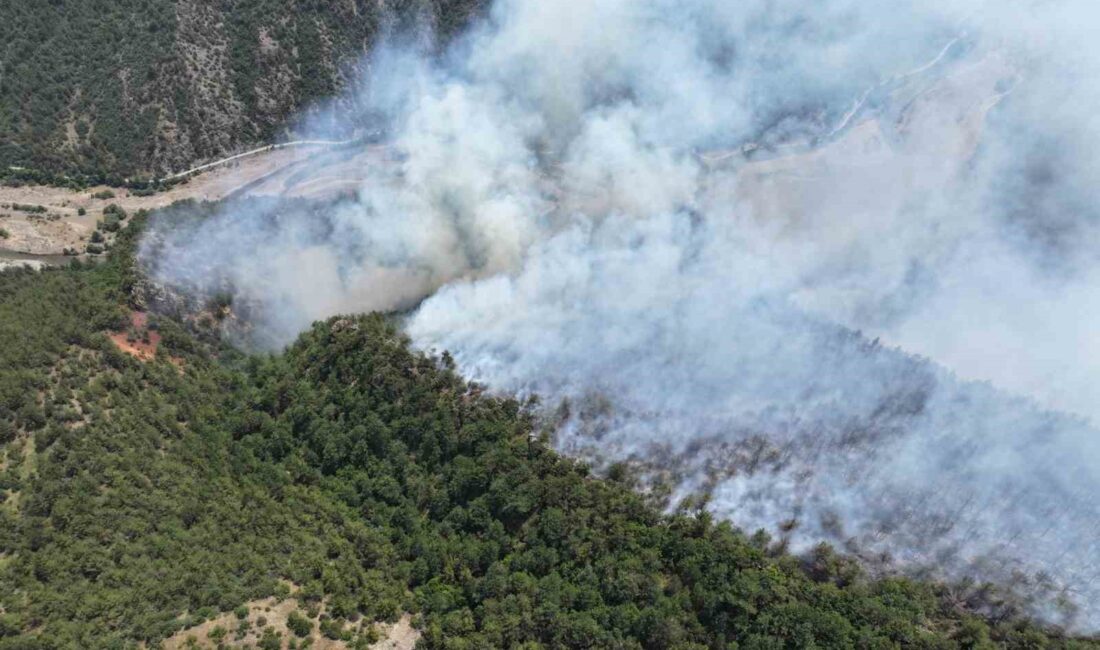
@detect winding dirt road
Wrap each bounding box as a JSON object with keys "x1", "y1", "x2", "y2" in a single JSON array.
[
  {"x1": 160, "y1": 139, "x2": 354, "y2": 181},
  {"x1": 0, "y1": 142, "x2": 360, "y2": 260},
  {"x1": 0, "y1": 39, "x2": 1010, "y2": 266}
]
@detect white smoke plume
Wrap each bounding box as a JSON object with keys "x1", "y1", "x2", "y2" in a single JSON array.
[{"x1": 142, "y1": 0, "x2": 1100, "y2": 629}]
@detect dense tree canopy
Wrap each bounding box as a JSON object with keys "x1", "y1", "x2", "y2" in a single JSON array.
[
  {"x1": 0, "y1": 217, "x2": 1096, "y2": 649},
  {"x1": 0, "y1": 0, "x2": 486, "y2": 185}
]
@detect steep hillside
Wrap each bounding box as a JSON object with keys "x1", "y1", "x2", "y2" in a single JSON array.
[
  {"x1": 0, "y1": 218, "x2": 1097, "y2": 649},
  {"x1": 0, "y1": 0, "x2": 484, "y2": 184}
]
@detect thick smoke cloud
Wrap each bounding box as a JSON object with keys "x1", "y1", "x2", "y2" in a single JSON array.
[{"x1": 142, "y1": 0, "x2": 1100, "y2": 629}]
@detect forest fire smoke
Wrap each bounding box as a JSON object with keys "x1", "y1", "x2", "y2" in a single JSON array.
[{"x1": 142, "y1": 0, "x2": 1100, "y2": 629}]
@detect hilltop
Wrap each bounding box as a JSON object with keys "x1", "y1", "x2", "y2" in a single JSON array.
[{"x1": 0, "y1": 0, "x2": 483, "y2": 183}]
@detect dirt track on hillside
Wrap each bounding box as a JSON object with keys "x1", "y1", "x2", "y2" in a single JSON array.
[
  {"x1": 0, "y1": 50, "x2": 1007, "y2": 263},
  {"x1": 0, "y1": 145, "x2": 349, "y2": 258}
]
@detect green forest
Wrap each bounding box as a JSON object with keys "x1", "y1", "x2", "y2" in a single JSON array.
[
  {"x1": 0, "y1": 0, "x2": 485, "y2": 186},
  {"x1": 0, "y1": 215, "x2": 1097, "y2": 649}
]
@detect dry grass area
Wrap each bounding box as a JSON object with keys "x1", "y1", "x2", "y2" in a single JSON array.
[
  {"x1": 0, "y1": 201, "x2": 98, "y2": 254},
  {"x1": 365, "y1": 617, "x2": 418, "y2": 650},
  {"x1": 159, "y1": 589, "x2": 418, "y2": 650},
  {"x1": 0, "y1": 141, "x2": 397, "y2": 259},
  {"x1": 0, "y1": 146, "x2": 328, "y2": 256}
]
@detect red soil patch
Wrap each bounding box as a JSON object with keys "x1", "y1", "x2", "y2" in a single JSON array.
[{"x1": 108, "y1": 311, "x2": 181, "y2": 366}]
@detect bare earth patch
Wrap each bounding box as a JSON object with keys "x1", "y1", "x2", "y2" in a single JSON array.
[
  {"x1": 368, "y1": 616, "x2": 418, "y2": 650},
  {"x1": 0, "y1": 145, "x2": 330, "y2": 256},
  {"x1": 0, "y1": 207, "x2": 94, "y2": 255},
  {"x1": 159, "y1": 593, "x2": 418, "y2": 650},
  {"x1": 108, "y1": 311, "x2": 183, "y2": 368},
  {"x1": 108, "y1": 311, "x2": 161, "y2": 361}
]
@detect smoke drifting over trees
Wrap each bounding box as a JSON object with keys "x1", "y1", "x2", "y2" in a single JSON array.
[{"x1": 142, "y1": 0, "x2": 1100, "y2": 630}]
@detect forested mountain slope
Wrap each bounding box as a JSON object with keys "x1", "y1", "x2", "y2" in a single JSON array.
[
  {"x1": 0, "y1": 218, "x2": 1097, "y2": 649},
  {"x1": 0, "y1": 0, "x2": 483, "y2": 184}
]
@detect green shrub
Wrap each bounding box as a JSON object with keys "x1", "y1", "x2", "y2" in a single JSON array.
[
  {"x1": 287, "y1": 611, "x2": 312, "y2": 638},
  {"x1": 318, "y1": 618, "x2": 348, "y2": 641},
  {"x1": 10, "y1": 204, "x2": 46, "y2": 214},
  {"x1": 258, "y1": 628, "x2": 281, "y2": 650},
  {"x1": 208, "y1": 625, "x2": 227, "y2": 643},
  {"x1": 103, "y1": 204, "x2": 126, "y2": 219}
]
